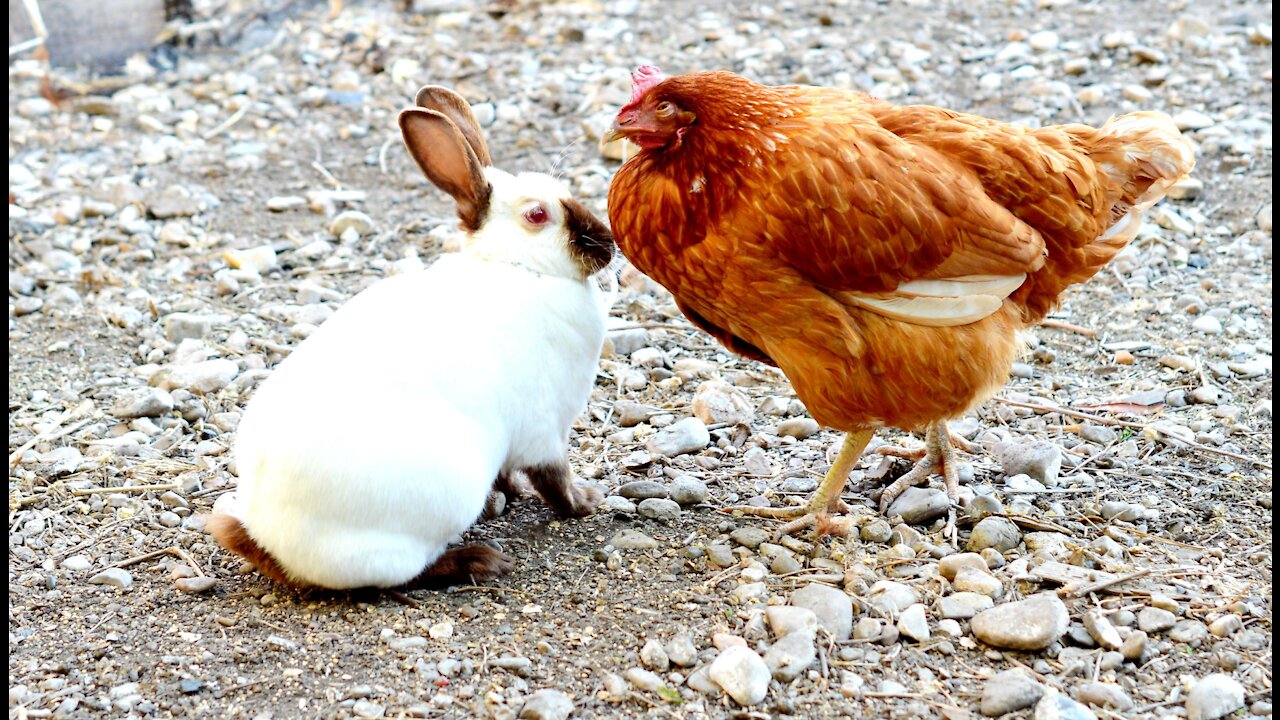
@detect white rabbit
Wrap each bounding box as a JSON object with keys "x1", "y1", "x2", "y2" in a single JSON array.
[{"x1": 208, "y1": 85, "x2": 615, "y2": 591}]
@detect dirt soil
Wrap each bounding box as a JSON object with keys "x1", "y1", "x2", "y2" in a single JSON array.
[{"x1": 8, "y1": 1, "x2": 1273, "y2": 719}]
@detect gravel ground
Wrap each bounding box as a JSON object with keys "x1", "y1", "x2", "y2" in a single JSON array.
[{"x1": 8, "y1": 1, "x2": 1273, "y2": 719}]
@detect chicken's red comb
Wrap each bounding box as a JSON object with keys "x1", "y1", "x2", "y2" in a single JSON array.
[{"x1": 630, "y1": 65, "x2": 666, "y2": 101}]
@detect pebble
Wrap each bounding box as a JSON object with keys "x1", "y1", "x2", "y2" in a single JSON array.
[
  {"x1": 940, "y1": 592, "x2": 995, "y2": 620},
  {"x1": 691, "y1": 380, "x2": 754, "y2": 425},
  {"x1": 603, "y1": 496, "x2": 636, "y2": 514},
  {"x1": 995, "y1": 440, "x2": 1062, "y2": 484},
  {"x1": 175, "y1": 576, "x2": 217, "y2": 594},
  {"x1": 939, "y1": 553, "x2": 987, "y2": 580},
  {"x1": 159, "y1": 359, "x2": 239, "y2": 394},
  {"x1": 981, "y1": 670, "x2": 1045, "y2": 717},
  {"x1": 111, "y1": 387, "x2": 174, "y2": 419},
  {"x1": 1119, "y1": 630, "x2": 1148, "y2": 661},
  {"x1": 624, "y1": 667, "x2": 662, "y2": 692},
  {"x1": 618, "y1": 480, "x2": 668, "y2": 500},
  {"x1": 790, "y1": 583, "x2": 853, "y2": 640},
  {"x1": 953, "y1": 567, "x2": 1004, "y2": 598},
  {"x1": 1035, "y1": 689, "x2": 1098, "y2": 720},
  {"x1": 886, "y1": 486, "x2": 949, "y2": 524},
  {"x1": 707, "y1": 645, "x2": 770, "y2": 706},
  {"x1": 867, "y1": 580, "x2": 920, "y2": 613},
  {"x1": 640, "y1": 639, "x2": 670, "y2": 671},
  {"x1": 970, "y1": 592, "x2": 1069, "y2": 651},
  {"x1": 1192, "y1": 316, "x2": 1224, "y2": 334},
  {"x1": 519, "y1": 689, "x2": 574, "y2": 720},
  {"x1": 860, "y1": 518, "x2": 892, "y2": 543},
  {"x1": 766, "y1": 606, "x2": 818, "y2": 638},
  {"x1": 666, "y1": 633, "x2": 697, "y2": 667},
  {"x1": 668, "y1": 476, "x2": 708, "y2": 505},
  {"x1": 329, "y1": 210, "x2": 375, "y2": 238},
  {"x1": 1208, "y1": 614, "x2": 1242, "y2": 637},
  {"x1": 607, "y1": 529, "x2": 657, "y2": 550},
  {"x1": 646, "y1": 418, "x2": 709, "y2": 457},
  {"x1": 61, "y1": 555, "x2": 92, "y2": 572},
  {"x1": 729, "y1": 526, "x2": 770, "y2": 549},
  {"x1": 763, "y1": 630, "x2": 816, "y2": 681},
  {"x1": 1082, "y1": 611, "x2": 1122, "y2": 650},
  {"x1": 775, "y1": 418, "x2": 820, "y2": 439},
  {"x1": 896, "y1": 604, "x2": 930, "y2": 642},
  {"x1": 1170, "y1": 619, "x2": 1209, "y2": 644},
  {"x1": 1072, "y1": 682, "x2": 1133, "y2": 711},
  {"x1": 88, "y1": 568, "x2": 134, "y2": 589},
  {"x1": 968, "y1": 516, "x2": 1022, "y2": 552},
  {"x1": 637, "y1": 498, "x2": 681, "y2": 521},
  {"x1": 1185, "y1": 674, "x2": 1246, "y2": 720}
]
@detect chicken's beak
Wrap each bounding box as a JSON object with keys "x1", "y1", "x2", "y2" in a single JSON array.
[{"x1": 602, "y1": 125, "x2": 626, "y2": 144}]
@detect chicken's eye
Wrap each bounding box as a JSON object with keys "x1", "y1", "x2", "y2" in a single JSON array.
[
  {"x1": 523, "y1": 205, "x2": 550, "y2": 226},
  {"x1": 655, "y1": 101, "x2": 675, "y2": 118}
]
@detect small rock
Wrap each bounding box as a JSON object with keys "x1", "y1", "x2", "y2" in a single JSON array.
[
  {"x1": 329, "y1": 210, "x2": 375, "y2": 238},
  {"x1": 646, "y1": 418, "x2": 709, "y2": 457},
  {"x1": 897, "y1": 604, "x2": 930, "y2": 642},
  {"x1": 953, "y1": 566, "x2": 1003, "y2": 598},
  {"x1": 867, "y1": 580, "x2": 920, "y2": 613},
  {"x1": 224, "y1": 245, "x2": 278, "y2": 274},
  {"x1": 608, "y1": 529, "x2": 658, "y2": 551},
  {"x1": 939, "y1": 553, "x2": 988, "y2": 580},
  {"x1": 708, "y1": 645, "x2": 770, "y2": 706},
  {"x1": 995, "y1": 441, "x2": 1062, "y2": 484},
  {"x1": 1035, "y1": 689, "x2": 1098, "y2": 720},
  {"x1": 982, "y1": 670, "x2": 1045, "y2": 717},
  {"x1": 1169, "y1": 619, "x2": 1209, "y2": 645},
  {"x1": 88, "y1": 568, "x2": 133, "y2": 589},
  {"x1": 61, "y1": 555, "x2": 92, "y2": 572},
  {"x1": 624, "y1": 667, "x2": 662, "y2": 692},
  {"x1": 970, "y1": 592, "x2": 1069, "y2": 651},
  {"x1": 729, "y1": 526, "x2": 770, "y2": 549},
  {"x1": 1185, "y1": 674, "x2": 1246, "y2": 720},
  {"x1": 175, "y1": 577, "x2": 218, "y2": 594},
  {"x1": 519, "y1": 690, "x2": 574, "y2": 720},
  {"x1": 692, "y1": 380, "x2": 754, "y2": 425},
  {"x1": 763, "y1": 631, "x2": 816, "y2": 681},
  {"x1": 791, "y1": 583, "x2": 853, "y2": 640},
  {"x1": 640, "y1": 639, "x2": 670, "y2": 671},
  {"x1": 602, "y1": 496, "x2": 636, "y2": 514},
  {"x1": 111, "y1": 387, "x2": 174, "y2": 419},
  {"x1": 158, "y1": 360, "x2": 239, "y2": 394},
  {"x1": 775, "y1": 418, "x2": 820, "y2": 439},
  {"x1": 1137, "y1": 607, "x2": 1177, "y2": 633},
  {"x1": 1119, "y1": 630, "x2": 1147, "y2": 662},
  {"x1": 618, "y1": 480, "x2": 668, "y2": 500},
  {"x1": 886, "y1": 486, "x2": 950, "y2": 524},
  {"x1": 1072, "y1": 682, "x2": 1133, "y2": 711},
  {"x1": 1083, "y1": 611, "x2": 1122, "y2": 650},
  {"x1": 637, "y1": 498, "x2": 681, "y2": 521},
  {"x1": 1208, "y1": 614, "x2": 1242, "y2": 637},
  {"x1": 1192, "y1": 316, "x2": 1223, "y2": 334},
  {"x1": 666, "y1": 633, "x2": 698, "y2": 667},
  {"x1": 668, "y1": 477, "x2": 708, "y2": 505},
  {"x1": 940, "y1": 592, "x2": 995, "y2": 620},
  {"x1": 968, "y1": 516, "x2": 1022, "y2": 552}
]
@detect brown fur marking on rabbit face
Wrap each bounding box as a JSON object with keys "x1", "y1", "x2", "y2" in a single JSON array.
[{"x1": 561, "y1": 198, "x2": 615, "y2": 277}]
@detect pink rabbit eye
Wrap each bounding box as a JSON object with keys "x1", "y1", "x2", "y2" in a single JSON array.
[{"x1": 523, "y1": 205, "x2": 549, "y2": 226}]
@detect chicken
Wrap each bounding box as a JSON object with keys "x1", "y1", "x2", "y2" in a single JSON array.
[{"x1": 605, "y1": 66, "x2": 1194, "y2": 537}]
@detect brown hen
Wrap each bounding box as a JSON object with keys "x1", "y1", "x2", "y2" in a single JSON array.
[{"x1": 605, "y1": 67, "x2": 1194, "y2": 536}]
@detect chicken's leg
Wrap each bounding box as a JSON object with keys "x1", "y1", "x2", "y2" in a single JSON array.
[
  {"x1": 876, "y1": 420, "x2": 966, "y2": 544},
  {"x1": 722, "y1": 430, "x2": 875, "y2": 532}
]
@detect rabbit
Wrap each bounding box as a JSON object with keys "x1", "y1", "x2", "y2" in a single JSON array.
[{"x1": 207, "y1": 85, "x2": 616, "y2": 591}]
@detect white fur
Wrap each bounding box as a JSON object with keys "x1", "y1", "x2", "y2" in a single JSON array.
[{"x1": 221, "y1": 172, "x2": 608, "y2": 589}]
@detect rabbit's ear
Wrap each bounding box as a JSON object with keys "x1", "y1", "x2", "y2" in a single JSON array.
[
  {"x1": 414, "y1": 85, "x2": 493, "y2": 167},
  {"x1": 399, "y1": 108, "x2": 492, "y2": 232}
]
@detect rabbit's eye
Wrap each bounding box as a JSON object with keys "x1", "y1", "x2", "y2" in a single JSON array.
[{"x1": 523, "y1": 205, "x2": 550, "y2": 226}]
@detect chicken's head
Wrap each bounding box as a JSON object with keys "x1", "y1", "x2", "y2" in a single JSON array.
[{"x1": 605, "y1": 65, "x2": 697, "y2": 151}]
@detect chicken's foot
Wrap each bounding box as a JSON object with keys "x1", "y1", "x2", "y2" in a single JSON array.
[
  {"x1": 876, "y1": 420, "x2": 967, "y2": 545},
  {"x1": 721, "y1": 430, "x2": 875, "y2": 533}
]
